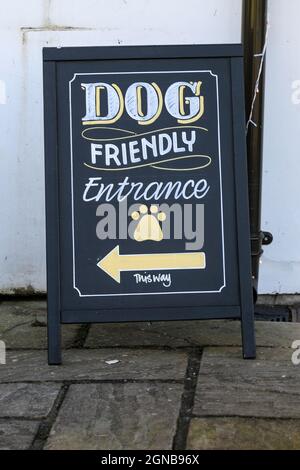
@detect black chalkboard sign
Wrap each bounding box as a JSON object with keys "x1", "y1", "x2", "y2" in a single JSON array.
[{"x1": 43, "y1": 45, "x2": 255, "y2": 364}]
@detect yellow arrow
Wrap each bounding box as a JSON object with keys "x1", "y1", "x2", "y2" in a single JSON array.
[{"x1": 97, "y1": 245, "x2": 206, "y2": 283}]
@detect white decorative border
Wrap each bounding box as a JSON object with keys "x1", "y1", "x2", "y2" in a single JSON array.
[{"x1": 69, "y1": 70, "x2": 226, "y2": 297}]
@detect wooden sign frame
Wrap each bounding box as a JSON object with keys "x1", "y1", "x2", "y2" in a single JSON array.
[{"x1": 43, "y1": 44, "x2": 256, "y2": 365}]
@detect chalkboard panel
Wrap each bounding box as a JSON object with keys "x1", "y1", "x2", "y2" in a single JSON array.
[{"x1": 43, "y1": 45, "x2": 255, "y2": 364}]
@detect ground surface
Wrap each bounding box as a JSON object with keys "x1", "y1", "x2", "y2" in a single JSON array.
[{"x1": 0, "y1": 300, "x2": 300, "y2": 450}]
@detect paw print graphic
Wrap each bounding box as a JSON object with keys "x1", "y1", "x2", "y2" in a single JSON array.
[{"x1": 131, "y1": 205, "x2": 166, "y2": 242}]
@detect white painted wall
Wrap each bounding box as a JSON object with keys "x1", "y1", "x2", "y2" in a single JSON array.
[
  {"x1": 0, "y1": 0, "x2": 242, "y2": 293},
  {"x1": 4, "y1": 0, "x2": 299, "y2": 296},
  {"x1": 259, "y1": 0, "x2": 300, "y2": 294}
]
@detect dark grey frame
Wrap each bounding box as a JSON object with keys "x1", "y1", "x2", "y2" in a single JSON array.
[{"x1": 43, "y1": 44, "x2": 256, "y2": 365}]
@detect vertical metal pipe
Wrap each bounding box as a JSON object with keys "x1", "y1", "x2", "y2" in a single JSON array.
[{"x1": 242, "y1": 0, "x2": 268, "y2": 299}]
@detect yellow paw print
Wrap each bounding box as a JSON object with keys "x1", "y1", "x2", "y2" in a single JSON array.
[{"x1": 131, "y1": 205, "x2": 166, "y2": 242}]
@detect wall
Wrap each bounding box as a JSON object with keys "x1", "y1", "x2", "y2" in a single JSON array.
[
  {"x1": 259, "y1": 0, "x2": 300, "y2": 294},
  {"x1": 5, "y1": 0, "x2": 300, "y2": 296},
  {"x1": 0, "y1": 0, "x2": 242, "y2": 294}
]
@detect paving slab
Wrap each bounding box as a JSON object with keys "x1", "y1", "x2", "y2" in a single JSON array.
[
  {"x1": 187, "y1": 417, "x2": 300, "y2": 450},
  {"x1": 85, "y1": 320, "x2": 300, "y2": 349},
  {"x1": 0, "y1": 383, "x2": 61, "y2": 418},
  {"x1": 0, "y1": 301, "x2": 80, "y2": 349},
  {"x1": 194, "y1": 347, "x2": 300, "y2": 418},
  {"x1": 0, "y1": 349, "x2": 187, "y2": 382},
  {"x1": 0, "y1": 419, "x2": 39, "y2": 450},
  {"x1": 45, "y1": 383, "x2": 182, "y2": 450}
]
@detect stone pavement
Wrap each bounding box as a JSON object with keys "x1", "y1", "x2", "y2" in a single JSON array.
[{"x1": 0, "y1": 300, "x2": 300, "y2": 450}]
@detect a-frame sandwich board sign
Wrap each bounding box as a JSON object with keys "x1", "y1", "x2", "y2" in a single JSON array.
[{"x1": 43, "y1": 44, "x2": 256, "y2": 364}]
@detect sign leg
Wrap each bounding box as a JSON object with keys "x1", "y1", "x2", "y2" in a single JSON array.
[
  {"x1": 47, "y1": 303, "x2": 62, "y2": 365},
  {"x1": 241, "y1": 306, "x2": 256, "y2": 359},
  {"x1": 230, "y1": 57, "x2": 257, "y2": 360}
]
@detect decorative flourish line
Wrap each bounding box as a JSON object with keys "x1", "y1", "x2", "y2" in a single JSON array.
[
  {"x1": 81, "y1": 125, "x2": 208, "y2": 142},
  {"x1": 81, "y1": 126, "x2": 135, "y2": 141},
  {"x1": 152, "y1": 155, "x2": 212, "y2": 171},
  {"x1": 84, "y1": 154, "x2": 212, "y2": 172}
]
